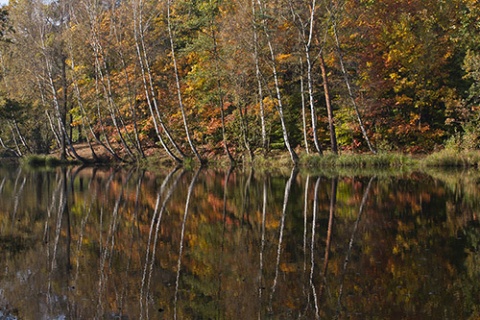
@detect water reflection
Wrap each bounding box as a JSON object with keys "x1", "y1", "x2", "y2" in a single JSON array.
[{"x1": 0, "y1": 166, "x2": 478, "y2": 319}]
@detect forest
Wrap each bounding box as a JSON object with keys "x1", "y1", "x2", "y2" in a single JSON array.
[{"x1": 0, "y1": 0, "x2": 479, "y2": 166}]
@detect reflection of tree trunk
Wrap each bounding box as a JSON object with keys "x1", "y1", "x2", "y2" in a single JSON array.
[
  {"x1": 46, "y1": 169, "x2": 66, "y2": 312},
  {"x1": 336, "y1": 176, "x2": 375, "y2": 316},
  {"x1": 258, "y1": 175, "x2": 268, "y2": 317},
  {"x1": 269, "y1": 167, "x2": 298, "y2": 310},
  {"x1": 64, "y1": 167, "x2": 72, "y2": 272},
  {"x1": 319, "y1": 177, "x2": 337, "y2": 300},
  {"x1": 174, "y1": 169, "x2": 201, "y2": 320},
  {"x1": 216, "y1": 167, "x2": 233, "y2": 312},
  {"x1": 96, "y1": 168, "x2": 132, "y2": 318},
  {"x1": 309, "y1": 177, "x2": 321, "y2": 319},
  {"x1": 242, "y1": 169, "x2": 253, "y2": 225},
  {"x1": 140, "y1": 167, "x2": 182, "y2": 319},
  {"x1": 70, "y1": 167, "x2": 97, "y2": 305},
  {"x1": 11, "y1": 167, "x2": 26, "y2": 223},
  {"x1": 302, "y1": 175, "x2": 310, "y2": 290}
]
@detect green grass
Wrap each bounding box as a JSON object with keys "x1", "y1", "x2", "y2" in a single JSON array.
[
  {"x1": 301, "y1": 152, "x2": 416, "y2": 169},
  {"x1": 422, "y1": 150, "x2": 480, "y2": 168},
  {"x1": 22, "y1": 154, "x2": 66, "y2": 168},
  {"x1": 22, "y1": 154, "x2": 47, "y2": 167}
]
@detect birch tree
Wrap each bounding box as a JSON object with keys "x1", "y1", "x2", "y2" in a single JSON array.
[
  {"x1": 132, "y1": 0, "x2": 186, "y2": 164},
  {"x1": 256, "y1": 0, "x2": 299, "y2": 165}
]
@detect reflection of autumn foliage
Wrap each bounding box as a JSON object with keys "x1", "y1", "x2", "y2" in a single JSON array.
[{"x1": 0, "y1": 167, "x2": 479, "y2": 318}]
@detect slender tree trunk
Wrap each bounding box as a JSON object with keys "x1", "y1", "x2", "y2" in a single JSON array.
[
  {"x1": 167, "y1": 0, "x2": 205, "y2": 165},
  {"x1": 13, "y1": 120, "x2": 31, "y2": 154},
  {"x1": 210, "y1": 20, "x2": 235, "y2": 165},
  {"x1": 238, "y1": 102, "x2": 254, "y2": 163},
  {"x1": 132, "y1": 0, "x2": 183, "y2": 163},
  {"x1": 256, "y1": 0, "x2": 299, "y2": 165},
  {"x1": 251, "y1": 0, "x2": 268, "y2": 153},
  {"x1": 336, "y1": 176, "x2": 374, "y2": 316},
  {"x1": 132, "y1": 12, "x2": 182, "y2": 163},
  {"x1": 310, "y1": 176, "x2": 321, "y2": 318},
  {"x1": 173, "y1": 168, "x2": 201, "y2": 319},
  {"x1": 300, "y1": 58, "x2": 310, "y2": 154},
  {"x1": 319, "y1": 177, "x2": 337, "y2": 299},
  {"x1": 45, "y1": 109, "x2": 62, "y2": 149},
  {"x1": 33, "y1": 2, "x2": 97, "y2": 163},
  {"x1": 38, "y1": 77, "x2": 61, "y2": 151},
  {"x1": 85, "y1": 2, "x2": 135, "y2": 162},
  {"x1": 0, "y1": 137, "x2": 21, "y2": 157},
  {"x1": 43, "y1": 52, "x2": 87, "y2": 163},
  {"x1": 62, "y1": 56, "x2": 68, "y2": 151},
  {"x1": 305, "y1": 0, "x2": 323, "y2": 155},
  {"x1": 9, "y1": 124, "x2": 22, "y2": 157},
  {"x1": 290, "y1": 0, "x2": 322, "y2": 155},
  {"x1": 330, "y1": 3, "x2": 376, "y2": 153},
  {"x1": 133, "y1": 0, "x2": 186, "y2": 162},
  {"x1": 269, "y1": 167, "x2": 298, "y2": 305},
  {"x1": 0, "y1": 136, "x2": 20, "y2": 157},
  {"x1": 110, "y1": 3, "x2": 145, "y2": 159},
  {"x1": 67, "y1": 40, "x2": 110, "y2": 162},
  {"x1": 320, "y1": 53, "x2": 338, "y2": 154}
]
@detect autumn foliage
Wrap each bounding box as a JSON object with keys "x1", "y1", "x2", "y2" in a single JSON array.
[{"x1": 0, "y1": 0, "x2": 479, "y2": 163}]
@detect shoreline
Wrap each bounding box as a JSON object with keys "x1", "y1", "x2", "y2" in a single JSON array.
[{"x1": 5, "y1": 145, "x2": 480, "y2": 174}]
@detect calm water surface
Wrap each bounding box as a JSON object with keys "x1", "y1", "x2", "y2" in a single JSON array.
[{"x1": 0, "y1": 166, "x2": 479, "y2": 319}]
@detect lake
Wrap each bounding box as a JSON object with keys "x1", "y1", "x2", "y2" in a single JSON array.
[{"x1": 0, "y1": 165, "x2": 478, "y2": 319}]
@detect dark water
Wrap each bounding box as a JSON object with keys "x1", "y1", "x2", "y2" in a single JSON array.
[{"x1": 0, "y1": 165, "x2": 479, "y2": 319}]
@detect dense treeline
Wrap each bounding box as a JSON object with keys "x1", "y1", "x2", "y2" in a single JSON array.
[{"x1": 0, "y1": 0, "x2": 479, "y2": 165}]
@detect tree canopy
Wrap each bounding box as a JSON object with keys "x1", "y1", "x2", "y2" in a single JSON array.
[{"x1": 0, "y1": 0, "x2": 479, "y2": 164}]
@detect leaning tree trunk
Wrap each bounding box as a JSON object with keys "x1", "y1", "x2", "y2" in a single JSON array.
[
  {"x1": 110, "y1": 4, "x2": 145, "y2": 159},
  {"x1": 320, "y1": 53, "x2": 338, "y2": 154},
  {"x1": 331, "y1": 3, "x2": 376, "y2": 154},
  {"x1": 13, "y1": 120, "x2": 31, "y2": 154},
  {"x1": 86, "y1": 1, "x2": 136, "y2": 162},
  {"x1": 132, "y1": 0, "x2": 184, "y2": 164},
  {"x1": 256, "y1": 0, "x2": 299, "y2": 165}
]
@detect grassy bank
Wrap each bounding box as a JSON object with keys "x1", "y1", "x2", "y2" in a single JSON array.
[
  {"x1": 13, "y1": 146, "x2": 480, "y2": 173},
  {"x1": 303, "y1": 150, "x2": 480, "y2": 170},
  {"x1": 21, "y1": 154, "x2": 72, "y2": 168},
  {"x1": 300, "y1": 152, "x2": 417, "y2": 169}
]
